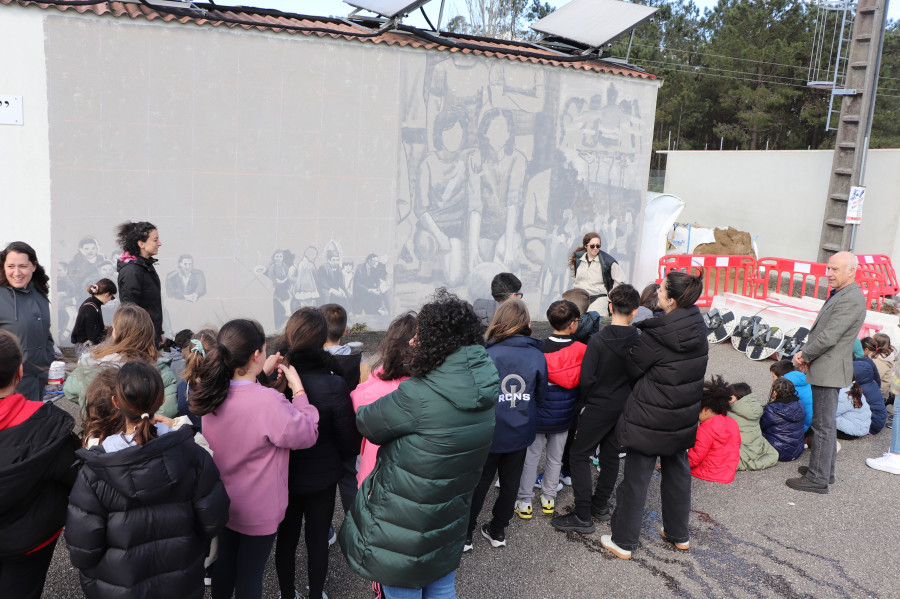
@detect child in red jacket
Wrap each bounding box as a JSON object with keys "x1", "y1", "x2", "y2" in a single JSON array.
[{"x1": 689, "y1": 376, "x2": 741, "y2": 483}]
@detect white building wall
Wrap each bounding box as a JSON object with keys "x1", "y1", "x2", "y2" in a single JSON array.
[
  {"x1": 0, "y1": 8, "x2": 51, "y2": 260},
  {"x1": 664, "y1": 149, "x2": 900, "y2": 268}
]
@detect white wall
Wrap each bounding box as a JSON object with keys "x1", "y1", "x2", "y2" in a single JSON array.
[
  {"x1": 0, "y1": 7, "x2": 51, "y2": 259},
  {"x1": 664, "y1": 149, "x2": 900, "y2": 267}
]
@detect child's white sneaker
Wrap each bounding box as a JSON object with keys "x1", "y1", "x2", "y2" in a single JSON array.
[
  {"x1": 540, "y1": 495, "x2": 555, "y2": 515},
  {"x1": 514, "y1": 500, "x2": 533, "y2": 519}
]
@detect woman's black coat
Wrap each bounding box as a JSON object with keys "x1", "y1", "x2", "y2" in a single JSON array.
[
  {"x1": 71, "y1": 296, "x2": 106, "y2": 345},
  {"x1": 617, "y1": 306, "x2": 710, "y2": 456},
  {"x1": 117, "y1": 256, "x2": 163, "y2": 342}
]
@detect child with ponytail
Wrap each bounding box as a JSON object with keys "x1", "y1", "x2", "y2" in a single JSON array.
[
  {"x1": 70, "y1": 278, "x2": 117, "y2": 353},
  {"x1": 65, "y1": 361, "x2": 230, "y2": 599},
  {"x1": 190, "y1": 318, "x2": 320, "y2": 599}
]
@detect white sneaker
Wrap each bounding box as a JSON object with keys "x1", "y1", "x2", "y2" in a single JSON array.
[
  {"x1": 835, "y1": 440, "x2": 842, "y2": 454},
  {"x1": 600, "y1": 535, "x2": 632, "y2": 560},
  {"x1": 866, "y1": 452, "x2": 900, "y2": 474},
  {"x1": 328, "y1": 527, "x2": 337, "y2": 546},
  {"x1": 559, "y1": 474, "x2": 572, "y2": 486},
  {"x1": 540, "y1": 495, "x2": 555, "y2": 515},
  {"x1": 514, "y1": 499, "x2": 533, "y2": 519}
]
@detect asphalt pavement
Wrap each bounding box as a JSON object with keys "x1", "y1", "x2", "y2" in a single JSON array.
[{"x1": 41, "y1": 341, "x2": 894, "y2": 599}]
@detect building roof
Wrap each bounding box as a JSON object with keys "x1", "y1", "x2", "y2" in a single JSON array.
[{"x1": 2, "y1": 0, "x2": 656, "y2": 79}]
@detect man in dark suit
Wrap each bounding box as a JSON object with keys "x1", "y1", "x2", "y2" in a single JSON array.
[
  {"x1": 786, "y1": 251, "x2": 866, "y2": 494},
  {"x1": 165, "y1": 254, "x2": 206, "y2": 302}
]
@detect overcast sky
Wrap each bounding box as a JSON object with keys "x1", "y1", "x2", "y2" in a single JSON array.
[{"x1": 217, "y1": 0, "x2": 900, "y2": 29}]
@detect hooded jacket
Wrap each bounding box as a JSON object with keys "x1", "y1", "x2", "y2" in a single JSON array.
[
  {"x1": 65, "y1": 426, "x2": 230, "y2": 599},
  {"x1": 617, "y1": 306, "x2": 709, "y2": 456},
  {"x1": 485, "y1": 335, "x2": 548, "y2": 453},
  {"x1": 835, "y1": 385, "x2": 872, "y2": 438},
  {"x1": 117, "y1": 255, "x2": 163, "y2": 342},
  {"x1": 339, "y1": 345, "x2": 498, "y2": 589},
  {"x1": 472, "y1": 298, "x2": 500, "y2": 328},
  {"x1": 71, "y1": 296, "x2": 106, "y2": 346},
  {"x1": 854, "y1": 358, "x2": 886, "y2": 434},
  {"x1": 0, "y1": 283, "x2": 54, "y2": 395},
  {"x1": 782, "y1": 370, "x2": 813, "y2": 431},
  {"x1": 64, "y1": 352, "x2": 179, "y2": 418},
  {"x1": 539, "y1": 336, "x2": 586, "y2": 434},
  {"x1": 0, "y1": 397, "x2": 79, "y2": 558},
  {"x1": 688, "y1": 414, "x2": 741, "y2": 483},
  {"x1": 579, "y1": 324, "x2": 639, "y2": 413},
  {"x1": 282, "y1": 349, "x2": 361, "y2": 495},
  {"x1": 760, "y1": 399, "x2": 806, "y2": 461},
  {"x1": 727, "y1": 393, "x2": 779, "y2": 471}
]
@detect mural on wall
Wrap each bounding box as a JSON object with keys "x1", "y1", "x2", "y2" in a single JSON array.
[
  {"x1": 392, "y1": 55, "x2": 649, "y2": 314},
  {"x1": 44, "y1": 19, "x2": 654, "y2": 343}
]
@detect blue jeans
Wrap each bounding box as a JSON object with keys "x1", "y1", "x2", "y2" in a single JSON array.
[
  {"x1": 806, "y1": 385, "x2": 839, "y2": 485},
  {"x1": 891, "y1": 409, "x2": 900, "y2": 453},
  {"x1": 382, "y1": 570, "x2": 456, "y2": 599}
]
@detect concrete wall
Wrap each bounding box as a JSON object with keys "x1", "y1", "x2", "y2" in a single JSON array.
[
  {"x1": 0, "y1": 8, "x2": 52, "y2": 259},
  {"x1": 3, "y1": 6, "x2": 659, "y2": 342},
  {"x1": 664, "y1": 149, "x2": 900, "y2": 267}
]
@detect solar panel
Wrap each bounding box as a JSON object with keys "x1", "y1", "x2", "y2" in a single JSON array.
[
  {"x1": 343, "y1": 0, "x2": 434, "y2": 19},
  {"x1": 531, "y1": 0, "x2": 658, "y2": 49}
]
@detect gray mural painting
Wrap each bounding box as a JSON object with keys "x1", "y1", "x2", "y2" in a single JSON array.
[{"x1": 43, "y1": 18, "x2": 655, "y2": 343}]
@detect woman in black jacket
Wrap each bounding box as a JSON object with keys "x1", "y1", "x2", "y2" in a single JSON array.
[
  {"x1": 0, "y1": 331, "x2": 79, "y2": 599},
  {"x1": 65, "y1": 362, "x2": 229, "y2": 599},
  {"x1": 601, "y1": 272, "x2": 709, "y2": 560},
  {"x1": 70, "y1": 278, "x2": 117, "y2": 353},
  {"x1": 274, "y1": 308, "x2": 361, "y2": 599},
  {"x1": 115, "y1": 221, "x2": 164, "y2": 345}
]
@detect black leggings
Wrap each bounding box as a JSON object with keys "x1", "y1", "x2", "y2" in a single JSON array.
[
  {"x1": 275, "y1": 484, "x2": 337, "y2": 599},
  {"x1": 0, "y1": 535, "x2": 58, "y2": 599},
  {"x1": 211, "y1": 527, "x2": 276, "y2": 599},
  {"x1": 467, "y1": 449, "x2": 528, "y2": 535}
]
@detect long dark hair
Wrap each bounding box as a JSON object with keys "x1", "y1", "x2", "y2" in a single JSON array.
[
  {"x1": 0, "y1": 330, "x2": 23, "y2": 389},
  {"x1": 0, "y1": 241, "x2": 50, "y2": 296},
  {"x1": 665, "y1": 271, "x2": 703, "y2": 309},
  {"x1": 409, "y1": 288, "x2": 484, "y2": 378},
  {"x1": 372, "y1": 312, "x2": 417, "y2": 381},
  {"x1": 846, "y1": 380, "x2": 864, "y2": 409},
  {"x1": 115, "y1": 361, "x2": 165, "y2": 446},
  {"x1": 568, "y1": 232, "x2": 600, "y2": 271},
  {"x1": 274, "y1": 308, "x2": 328, "y2": 393},
  {"x1": 116, "y1": 221, "x2": 157, "y2": 256},
  {"x1": 190, "y1": 319, "x2": 266, "y2": 416}
]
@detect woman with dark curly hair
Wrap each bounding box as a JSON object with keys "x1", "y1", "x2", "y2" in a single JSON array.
[
  {"x1": 0, "y1": 241, "x2": 54, "y2": 402},
  {"x1": 115, "y1": 222, "x2": 164, "y2": 345},
  {"x1": 340, "y1": 289, "x2": 499, "y2": 599}
]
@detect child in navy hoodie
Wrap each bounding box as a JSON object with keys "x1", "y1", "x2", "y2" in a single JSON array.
[
  {"x1": 466, "y1": 299, "x2": 547, "y2": 551},
  {"x1": 514, "y1": 300, "x2": 585, "y2": 519},
  {"x1": 551, "y1": 284, "x2": 640, "y2": 534},
  {"x1": 760, "y1": 377, "x2": 806, "y2": 462}
]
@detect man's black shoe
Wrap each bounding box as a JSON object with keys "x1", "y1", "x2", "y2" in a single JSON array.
[
  {"x1": 591, "y1": 506, "x2": 611, "y2": 522},
  {"x1": 797, "y1": 466, "x2": 835, "y2": 484},
  {"x1": 550, "y1": 512, "x2": 595, "y2": 534},
  {"x1": 785, "y1": 475, "x2": 829, "y2": 494}
]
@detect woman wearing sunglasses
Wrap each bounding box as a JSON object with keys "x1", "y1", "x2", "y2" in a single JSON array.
[{"x1": 568, "y1": 232, "x2": 625, "y2": 315}]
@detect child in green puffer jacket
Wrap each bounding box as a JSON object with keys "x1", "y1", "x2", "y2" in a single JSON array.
[{"x1": 727, "y1": 382, "x2": 779, "y2": 471}]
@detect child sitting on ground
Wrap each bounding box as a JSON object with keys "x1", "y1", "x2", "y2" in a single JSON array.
[
  {"x1": 727, "y1": 382, "x2": 778, "y2": 471},
  {"x1": 770, "y1": 360, "x2": 812, "y2": 433},
  {"x1": 689, "y1": 376, "x2": 741, "y2": 483},
  {"x1": 760, "y1": 377, "x2": 806, "y2": 462},
  {"x1": 515, "y1": 300, "x2": 585, "y2": 519},
  {"x1": 836, "y1": 378, "x2": 872, "y2": 439}
]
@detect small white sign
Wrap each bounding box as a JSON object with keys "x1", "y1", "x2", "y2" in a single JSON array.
[
  {"x1": 0, "y1": 95, "x2": 23, "y2": 126},
  {"x1": 846, "y1": 186, "x2": 866, "y2": 224},
  {"x1": 795, "y1": 262, "x2": 811, "y2": 274},
  {"x1": 715, "y1": 256, "x2": 729, "y2": 267}
]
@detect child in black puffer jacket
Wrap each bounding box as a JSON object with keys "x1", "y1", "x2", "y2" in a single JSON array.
[{"x1": 65, "y1": 361, "x2": 230, "y2": 599}]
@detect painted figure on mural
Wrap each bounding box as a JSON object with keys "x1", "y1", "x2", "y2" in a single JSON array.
[
  {"x1": 291, "y1": 246, "x2": 320, "y2": 311},
  {"x1": 264, "y1": 249, "x2": 296, "y2": 331},
  {"x1": 353, "y1": 253, "x2": 389, "y2": 316},
  {"x1": 469, "y1": 108, "x2": 527, "y2": 273},
  {"x1": 416, "y1": 107, "x2": 478, "y2": 286},
  {"x1": 67, "y1": 236, "x2": 106, "y2": 291},
  {"x1": 56, "y1": 262, "x2": 78, "y2": 343},
  {"x1": 165, "y1": 254, "x2": 207, "y2": 302},
  {"x1": 317, "y1": 242, "x2": 349, "y2": 305}
]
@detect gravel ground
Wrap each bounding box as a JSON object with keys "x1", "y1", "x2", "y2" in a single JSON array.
[{"x1": 41, "y1": 337, "x2": 895, "y2": 599}]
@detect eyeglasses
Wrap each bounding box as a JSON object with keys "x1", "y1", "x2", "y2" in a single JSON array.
[
  {"x1": 509, "y1": 292, "x2": 524, "y2": 298},
  {"x1": 587, "y1": 244, "x2": 601, "y2": 249}
]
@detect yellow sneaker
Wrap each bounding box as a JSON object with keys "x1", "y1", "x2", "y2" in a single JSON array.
[
  {"x1": 540, "y1": 495, "x2": 555, "y2": 515},
  {"x1": 514, "y1": 500, "x2": 533, "y2": 519}
]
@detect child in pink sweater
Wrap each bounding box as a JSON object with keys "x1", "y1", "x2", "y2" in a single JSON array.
[
  {"x1": 190, "y1": 319, "x2": 319, "y2": 599},
  {"x1": 350, "y1": 313, "x2": 417, "y2": 486}
]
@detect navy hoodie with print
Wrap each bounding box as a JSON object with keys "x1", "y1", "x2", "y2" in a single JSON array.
[{"x1": 485, "y1": 335, "x2": 548, "y2": 454}]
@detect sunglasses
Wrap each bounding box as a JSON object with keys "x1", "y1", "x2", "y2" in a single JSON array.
[{"x1": 587, "y1": 244, "x2": 601, "y2": 249}]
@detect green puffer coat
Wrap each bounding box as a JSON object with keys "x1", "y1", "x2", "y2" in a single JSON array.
[
  {"x1": 728, "y1": 393, "x2": 779, "y2": 471},
  {"x1": 339, "y1": 345, "x2": 499, "y2": 589},
  {"x1": 63, "y1": 353, "x2": 179, "y2": 418}
]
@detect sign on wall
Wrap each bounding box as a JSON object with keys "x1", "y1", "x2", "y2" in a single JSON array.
[
  {"x1": 0, "y1": 95, "x2": 23, "y2": 125},
  {"x1": 846, "y1": 186, "x2": 866, "y2": 224}
]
